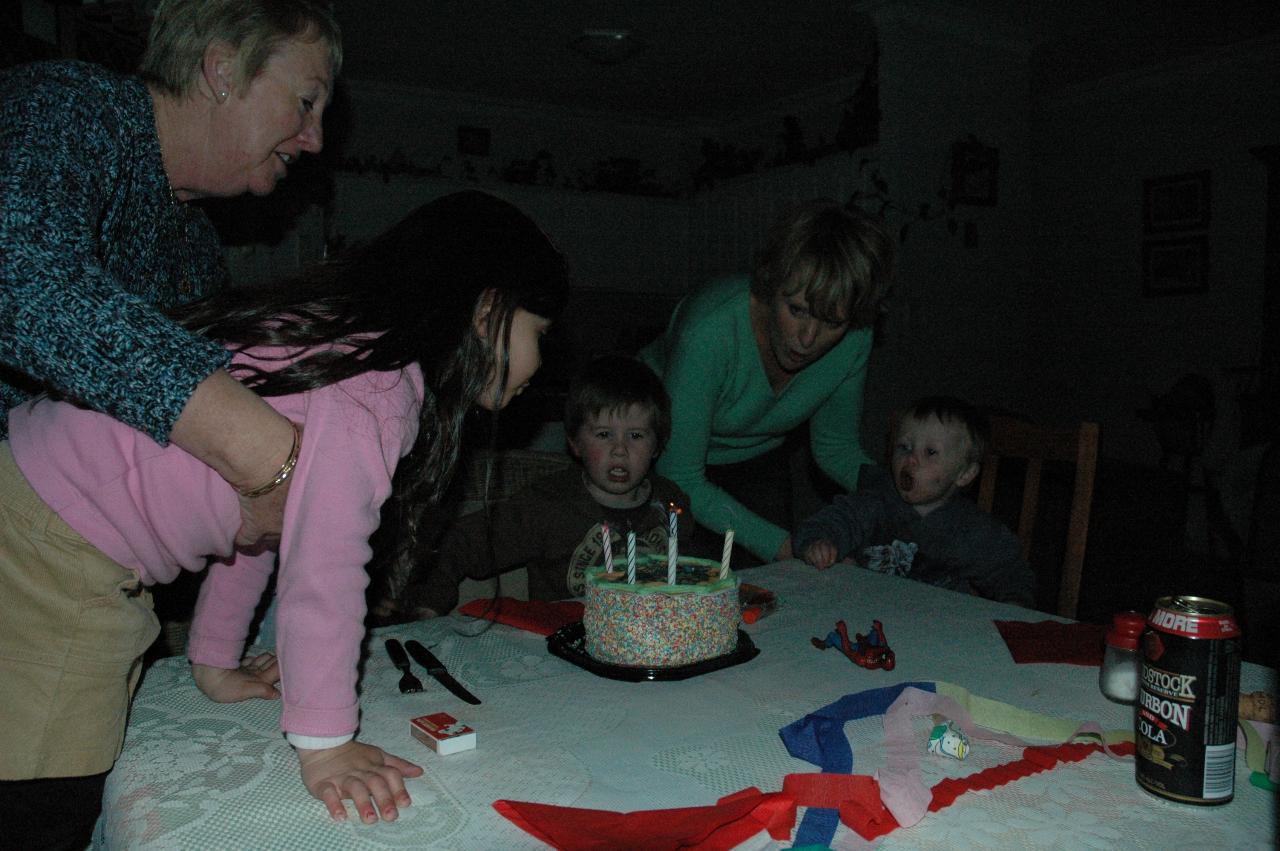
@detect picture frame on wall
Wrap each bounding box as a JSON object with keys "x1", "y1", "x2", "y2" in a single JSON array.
[
  {"x1": 1142, "y1": 236, "x2": 1209, "y2": 296},
  {"x1": 1143, "y1": 171, "x2": 1210, "y2": 233}
]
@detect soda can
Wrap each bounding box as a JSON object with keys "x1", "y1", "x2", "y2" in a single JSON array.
[{"x1": 1136, "y1": 595, "x2": 1241, "y2": 804}]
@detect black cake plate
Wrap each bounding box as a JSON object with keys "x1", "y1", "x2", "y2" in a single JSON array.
[{"x1": 546, "y1": 621, "x2": 759, "y2": 682}]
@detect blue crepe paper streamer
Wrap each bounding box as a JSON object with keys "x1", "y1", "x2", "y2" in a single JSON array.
[{"x1": 779, "y1": 681, "x2": 936, "y2": 849}]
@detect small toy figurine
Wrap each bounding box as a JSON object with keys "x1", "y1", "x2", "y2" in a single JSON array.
[
  {"x1": 811, "y1": 619, "x2": 895, "y2": 670},
  {"x1": 927, "y1": 720, "x2": 970, "y2": 760}
]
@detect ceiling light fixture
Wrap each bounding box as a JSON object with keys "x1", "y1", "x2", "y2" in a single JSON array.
[{"x1": 571, "y1": 28, "x2": 646, "y2": 65}]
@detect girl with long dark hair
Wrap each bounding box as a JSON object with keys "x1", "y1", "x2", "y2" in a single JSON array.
[{"x1": 0, "y1": 190, "x2": 569, "y2": 839}]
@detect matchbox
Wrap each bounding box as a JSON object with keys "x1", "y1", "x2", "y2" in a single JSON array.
[{"x1": 410, "y1": 712, "x2": 476, "y2": 755}]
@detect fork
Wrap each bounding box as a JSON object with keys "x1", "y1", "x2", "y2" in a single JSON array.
[{"x1": 384, "y1": 639, "x2": 422, "y2": 694}]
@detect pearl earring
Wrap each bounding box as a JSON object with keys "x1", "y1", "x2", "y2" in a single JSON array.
[{"x1": 218, "y1": 90, "x2": 228, "y2": 100}]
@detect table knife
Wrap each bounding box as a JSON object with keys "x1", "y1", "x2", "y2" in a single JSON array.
[{"x1": 404, "y1": 640, "x2": 481, "y2": 705}]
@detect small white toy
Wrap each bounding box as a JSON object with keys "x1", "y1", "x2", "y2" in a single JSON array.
[{"x1": 927, "y1": 720, "x2": 970, "y2": 760}]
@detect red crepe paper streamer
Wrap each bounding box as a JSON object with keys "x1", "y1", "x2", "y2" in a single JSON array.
[
  {"x1": 852, "y1": 740, "x2": 1137, "y2": 840},
  {"x1": 494, "y1": 740, "x2": 1136, "y2": 849}
]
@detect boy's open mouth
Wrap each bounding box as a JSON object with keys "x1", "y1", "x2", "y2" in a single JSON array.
[{"x1": 898, "y1": 471, "x2": 914, "y2": 493}]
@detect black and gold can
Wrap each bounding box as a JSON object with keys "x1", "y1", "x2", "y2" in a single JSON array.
[{"x1": 1136, "y1": 595, "x2": 1241, "y2": 804}]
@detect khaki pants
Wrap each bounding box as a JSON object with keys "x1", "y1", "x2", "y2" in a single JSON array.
[{"x1": 0, "y1": 443, "x2": 158, "y2": 779}]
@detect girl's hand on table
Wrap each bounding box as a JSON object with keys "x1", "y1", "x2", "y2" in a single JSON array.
[
  {"x1": 297, "y1": 741, "x2": 424, "y2": 824},
  {"x1": 192, "y1": 653, "x2": 281, "y2": 702}
]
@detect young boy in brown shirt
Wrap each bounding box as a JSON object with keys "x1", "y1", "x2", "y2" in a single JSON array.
[{"x1": 404, "y1": 355, "x2": 692, "y2": 616}]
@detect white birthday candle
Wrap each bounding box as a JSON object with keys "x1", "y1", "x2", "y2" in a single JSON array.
[
  {"x1": 626, "y1": 531, "x2": 637, "y2": 584},
  {"x1": 720, "y1": 529, "x2": 734, "y2": 579},
  {"x1": 667, "y1": 505, "x2": 678, "y2": 585},
  {"x1": 601, "y1": 522, "x2": 613, "y2": 573}
]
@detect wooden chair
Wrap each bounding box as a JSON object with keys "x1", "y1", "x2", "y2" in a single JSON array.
[
  {"x1": 976, "y1": 415, "x2": 1100, "y2": 619},
  {"x1": 449, "y1": 449, "x2": 574, "y2": 608},
  {"x1": 455, "y1": 449, "x2": 575, "y2": 515},
  {"x1": 370, "y1": 449, "x2": 574, "y2": 614}
]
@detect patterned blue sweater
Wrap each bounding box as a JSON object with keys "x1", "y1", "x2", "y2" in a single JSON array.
[{"x1": 0, "y1": 61, "x2": 230, "y2": 443}]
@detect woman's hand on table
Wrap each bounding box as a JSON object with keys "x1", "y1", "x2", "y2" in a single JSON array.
[
  {"x1": 802, "y1": 539, "x2": 838, "y2": 570},
  {"x1": 192, "y1": 653, "x2": 281, "y2": 702},
  {"x1": 297, "y1": 741, "x2": 424, "y2": 824}
]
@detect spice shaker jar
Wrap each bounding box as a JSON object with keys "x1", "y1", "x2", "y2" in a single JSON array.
[{"x1": 1099, "y1": 611, "x2": 1145, "y2": 704}]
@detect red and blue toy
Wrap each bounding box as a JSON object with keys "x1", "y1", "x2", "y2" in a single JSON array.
[{"x1": 811, "y1": 619, "x2": 895, "y2": 670}]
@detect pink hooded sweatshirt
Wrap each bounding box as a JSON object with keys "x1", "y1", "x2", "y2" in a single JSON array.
[{"x1": 8, "y1": 347, "x2": 425, "y2": 739}]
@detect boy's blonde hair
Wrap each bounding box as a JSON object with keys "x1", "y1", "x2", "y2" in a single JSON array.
[{"x1": 901, "y1": 396, "x2": 989, "y2": 464}]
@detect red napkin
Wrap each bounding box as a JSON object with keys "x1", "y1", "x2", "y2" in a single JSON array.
[
  {"x1": 992, "y1": 619, "x2": 1107, "y2": 666},
  {"x1": 457, "y1": 597, "x2": 583, "y2": 636}
]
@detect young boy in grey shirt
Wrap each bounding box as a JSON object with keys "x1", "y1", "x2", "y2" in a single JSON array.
[{"x1": 793, "y1": 396, "x2": 1034, "y2": 606}]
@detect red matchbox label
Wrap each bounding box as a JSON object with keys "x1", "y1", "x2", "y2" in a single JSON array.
[{"x1": 410, "y1": 712, "x2": 476, "y2": 755}]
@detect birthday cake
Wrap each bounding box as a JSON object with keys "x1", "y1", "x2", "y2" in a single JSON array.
[{"x1": 583, "y1": 554, "x2": 740, "y2": 668}]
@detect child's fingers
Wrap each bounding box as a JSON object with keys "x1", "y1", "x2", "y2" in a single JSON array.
[
  {"x1": 229, "y1": 678, "x2": 278, "y2": 702},
  {"x1": 242, "y1": 652, "x2": 277, "y2": 673},
  {"x1": 372, "y1": 753, "x2": 419, "y2": 811},
  {"x1": 239, "y1": 654, "x2": 281, "y2": 690},
  {"x1": 301, "y1": 743, "x2": 421, "y2": 824},
  {"x1": 257, "y1": 661, "x2": 282, "y2": 685},
  {"x1": 345, "y1": 783, "x2": 378, "y2": 824},
  {"x1": 251, "y1": 680, "x2": 281, "y2": 700},
  {"x1": 360, "y1": 771, "x2": 406, "y2": 822},
  {"x1": 319, "y1": 785, "x2": 347, "y2": 821},
  {"x1": 381, "y1": 751, "x2": 424, "y2": 777}
]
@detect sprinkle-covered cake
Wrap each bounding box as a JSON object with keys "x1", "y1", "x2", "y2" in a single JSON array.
[{"x1": 583, "y1": 554, "x2": 740, "y2": 667}]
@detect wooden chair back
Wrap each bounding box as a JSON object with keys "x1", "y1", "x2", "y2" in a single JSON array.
[
  {"x1": 450, "y1": 449, "x2": 575, "y2": 608},
  {"x1": 457, "y1": 449, "x2": 574, "y2": 512},
  {"x1": 976, "y1": 415, "x2": 1100, "y2": 619},
  {"x1": 376, "y1": 449, "x2": 575, "y2": 611}
]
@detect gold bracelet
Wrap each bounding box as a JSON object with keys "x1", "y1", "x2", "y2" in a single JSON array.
[{"x1": 237, "y1": 421, "x2": 301, "y2": 499}]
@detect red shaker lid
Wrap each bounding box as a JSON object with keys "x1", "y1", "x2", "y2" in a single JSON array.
[{"x1": 1105, "y1": 611, "x2": 1145, "y2": 650}]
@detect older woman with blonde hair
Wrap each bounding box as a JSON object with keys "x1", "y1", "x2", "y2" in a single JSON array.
[
  {"x1": 0, "y1": 2, "x2": 341, "y2": 846},
  {"x1": 639, "y1": 199, "x2": 895, "y2": 565}
]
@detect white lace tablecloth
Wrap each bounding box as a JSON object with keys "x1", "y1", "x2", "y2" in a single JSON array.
[{"x1": 97, "y1": 562, "x2": 1277, "y2": 849}]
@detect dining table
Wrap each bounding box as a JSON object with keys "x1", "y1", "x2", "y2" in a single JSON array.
[{"x1": 95, "y1": 561, "x2": 1277, "y2": 849}]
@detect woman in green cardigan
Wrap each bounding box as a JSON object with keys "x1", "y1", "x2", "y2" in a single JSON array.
[{"x1": 639, "y1": 199, "x2": 895, "y2": 564}]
